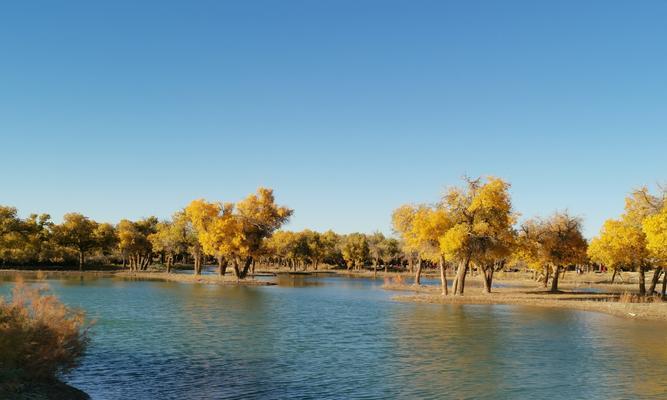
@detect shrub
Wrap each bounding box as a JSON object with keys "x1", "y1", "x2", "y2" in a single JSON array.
[{"x1": 0, "y1": 279, "x2": 91, "y2": 392}]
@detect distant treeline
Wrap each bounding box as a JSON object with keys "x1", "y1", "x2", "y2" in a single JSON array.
[
  {"x1": 2, "y1": 179, "x2": 667, "y2": 293},
  {"x1": 0, "y1": 188, "x2": 401, "y2": 279}
]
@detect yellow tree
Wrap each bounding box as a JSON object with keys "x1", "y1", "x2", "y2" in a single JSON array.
[
  {"x1": 391, "y1": 204, "x2": 452, "y2": 290},
  {"x1": 643, "y1": 205, "x2": 667, "y2": 296},
  {"x1": 148, "y1": 211, "x2": 194, "y2": 273},
  {"x1": 341, "y1": 233, "x2": 369, "y2": 270},
  {"x1": 0, "y1": 206, "x2": 23, "y2": 265},
  {"x1": 184, "y1": 199, "x2": 222, "y2": 275},
  {"x1": 466, "y1": 177, "x2": 516, "y2": 293},
  {"x1": 380, "y1": 237, "x2": 401, "y2": 274},
  {"x1": 187, "y1": 188, "x2": 292, "y2": 279},
  {"x1": 52, "y1": 213, "x2": 99, "y2": 270},
  {"x1": 232, "y1": 188, "x2": 293, "y2": 278},
  {"x1": 416, "y1": 207, "x2": 452, "y2": 294},
  {"x1": 368, "y1": 231, "x2": 387, "y2": 277},
  {"x1": 392, "y1": 205, "x2": 426, "y2": 284},
  {"x1": 265, "y1": 230, "x2": 298, "y2": 269},
  {"x1": 590, "y1": 187, "x2": 665, "y2": 294},
  {"x1": 185, "y1": 200, "x2": 235, "y2": 275},
  {"x1": 116, "y1": 217, "x2": 158, "y2": 271},
  {"x1": 439, "y1": 177, "x2": 515, "y2": 295},
  {"x1": 514, "y1": 218, "x2": 546, "y2": 282},
  {"x1": 320, "y1": 230, "x2": 343, "y2": 267},
  {"x1": 539, "y1": 212, "x2": 587, "y2": 292},
  {"x1": 367, "y1": 232, "x2": 402, "y2": 276},
  {"x1": 625, "y1": 187, "x2": 665, "y2": 294},
  {"x1": 588, "y1": 219, "x2": 648, "y2": 286},
  {"x1": 391, "y1": 204, "x2": 420, "y2": 274}
]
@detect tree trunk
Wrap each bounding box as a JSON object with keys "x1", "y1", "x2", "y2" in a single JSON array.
[
  {"x1": 662, "y1": 271, "x2": 667, "y2": 298},
  {"x1": 461, "y1": 257, "x2": 470, "y2": 294},
  {"x1": 453, "y1": 260, "x2": 467, "y2": 295},
  {"x1": 482, "y1": 266, "x2": 493, "y2": 294},
  {"x1": 649, "y1": 267, "x2": 662, "y2": 295},
  {"x1": 233, "y1": 256, "x2": 254, "y2": 279},
  {"x1": 414, "y1": 259, "x2": 422, "y2": 285},
  {"x1": 543, "y1": 267, "x2": 550, "y2": 288},
  {"x1": 550, "y1": 265, "x2": 560, "y2": 292},
  {"x1": 638, "y1": 266, "x2": 646, "y2": 296},
  {"x1": 194, "y1": 253, "x2": 201, "y2": 276},
  {"x1": 611, "y1": 269, "x2": 617, "y2": 284},
  {"x1": 78, "y1": 250, "x2": 84, "y2": 271},
  {"x1": 217, "y1": 256, "x2": 228, "y2": 276},
  {"x1": 439, "y1": 255, "x2": 448, "y2": 296},
  {"x1": 454, "y1": 255, "x2": 470, "y2": 295},
  {"x1": 452, "y1": 262, "x2": 461, "y2": 295}
]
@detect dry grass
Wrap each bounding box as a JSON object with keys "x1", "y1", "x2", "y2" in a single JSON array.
[{"x1": 0, "y1": 278, "x2": 91, "y2": 394}]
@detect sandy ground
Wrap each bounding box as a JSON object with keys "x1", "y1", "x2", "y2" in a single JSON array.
[
  {"x1": 383, "y1": 272, "x2": 667, "y2": 322},
  {"x1": 0, "y1": 269, "x2": 274, "y2": 286}
]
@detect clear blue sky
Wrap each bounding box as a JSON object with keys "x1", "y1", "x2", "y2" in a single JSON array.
[{"x1": 1, "y1": 1, "x2": 666, "y2": 237}]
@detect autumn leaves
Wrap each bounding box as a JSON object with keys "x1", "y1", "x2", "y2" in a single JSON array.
[
  {"x1": 589, "y1": 188, "x2": 667, "y2": 295},
  {"x1": 392, "y1": 177, "x2": 587, "y2": 294},
  {"x1": 185, "y1": 188, "x2": 292, "y2": 279}
]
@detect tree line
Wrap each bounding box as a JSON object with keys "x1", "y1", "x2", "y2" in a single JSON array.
[
  {"x1": 392, "y1": 176, "x2": 667, "y2": 297},
  {"x1": 0, "y1": 187, "x2": 401, "y2": 279},
  {"x1": 2, "y1": 180, "x2": 666, "y2": 292}
]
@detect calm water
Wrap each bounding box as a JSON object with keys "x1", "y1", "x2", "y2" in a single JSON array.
[{"x1": 2, "y1": 274, "x2": 666, "y2": 399}]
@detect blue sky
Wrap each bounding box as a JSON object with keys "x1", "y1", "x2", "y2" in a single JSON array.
[{"x1": 1, "y1": 0, "x2": 666, "y2": 237}]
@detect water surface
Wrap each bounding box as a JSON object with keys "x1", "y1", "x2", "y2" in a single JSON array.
[{"x1": 1, "y1": 274, "x2": 665, "y2": 399}]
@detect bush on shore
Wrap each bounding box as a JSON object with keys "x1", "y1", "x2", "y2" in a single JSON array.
[{"x1": 0, "y1": 279, "x2": 91, "y2": 395}]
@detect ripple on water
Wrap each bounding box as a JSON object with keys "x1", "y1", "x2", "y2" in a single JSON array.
[{"x1": 2, "y1": 275, "x2": 666, "y2": 399}]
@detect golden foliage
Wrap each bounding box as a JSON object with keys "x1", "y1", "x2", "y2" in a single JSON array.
[
  {"x1": 185, "y1": 188, "x2": 292, "y2": 277},
  {"x1": 589, "y1": 219, "x2": 648, "y2": 271},
  {"x1": 643, "y1": 205, "x2": 667, "y2": 264}
]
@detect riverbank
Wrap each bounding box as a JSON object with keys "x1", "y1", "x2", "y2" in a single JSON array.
[
  {"x1": 116, "y1": 271, "x2": 275, "y2": 285},
  {"x1": 386, "y1": 282, "x2": 667, "y2": 322},
  {"x1": 0, "y1": 269, "x2": 275, "y2": 286}
]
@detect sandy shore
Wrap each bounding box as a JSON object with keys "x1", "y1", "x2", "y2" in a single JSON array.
[
  {"x1": 384, "y1": 281, "x2": 667, "y2": 322},
  {"x1": 0, "y1": 269, "x2": 275, "y2": 286},
  {"x1": 115, "y1": 271, "x2": 275, "y2": 285}
]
